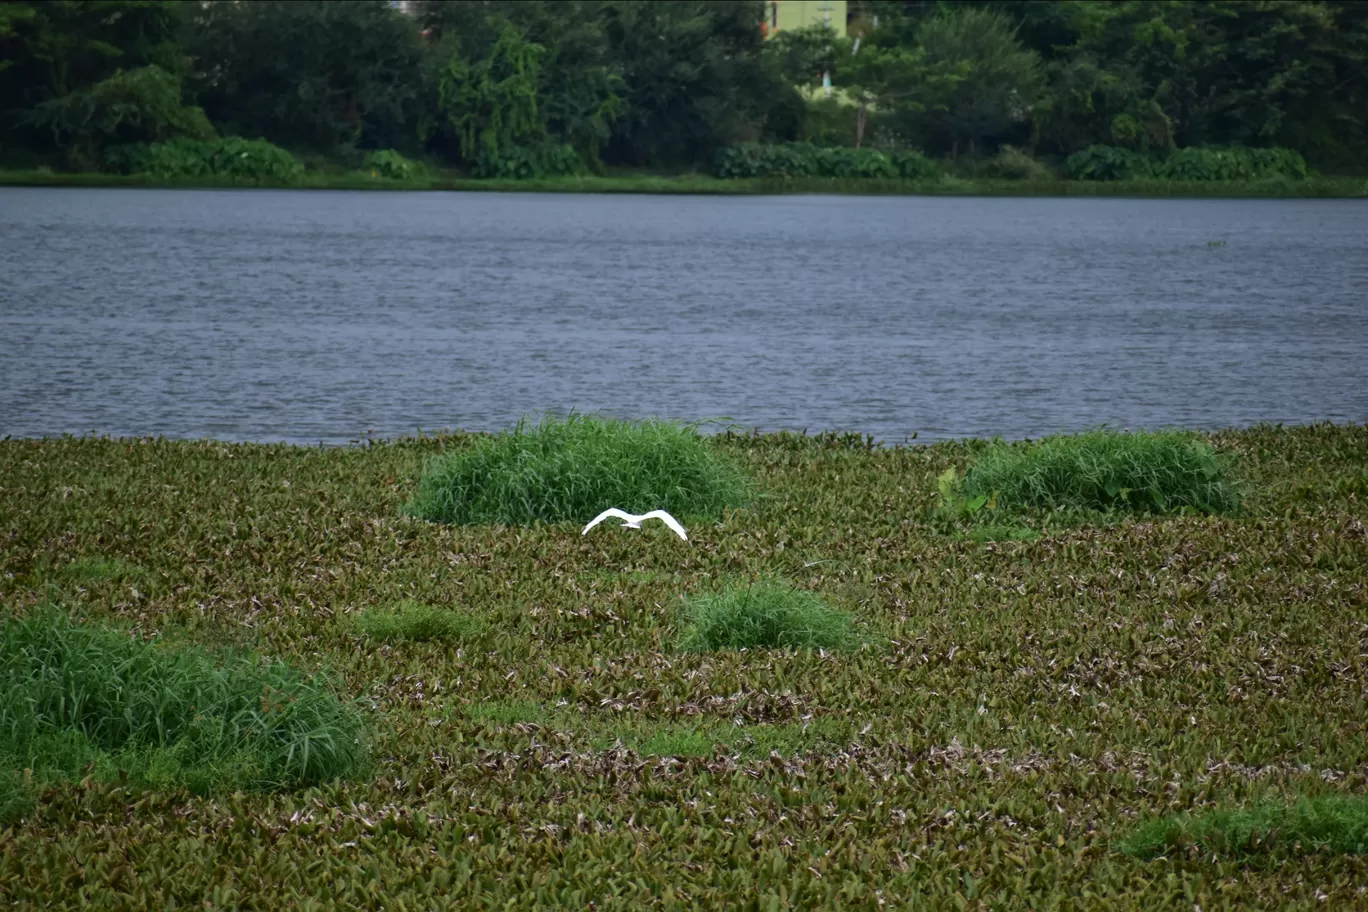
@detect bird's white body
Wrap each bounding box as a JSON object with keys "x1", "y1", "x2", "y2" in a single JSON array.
[{"x1": 581, "y1": 508, "x2": 689, "y2": 541}]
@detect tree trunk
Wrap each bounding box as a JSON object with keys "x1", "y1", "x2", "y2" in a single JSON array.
[{"x1": 855, "y1": 101, "x2": 868, "y2": 149}]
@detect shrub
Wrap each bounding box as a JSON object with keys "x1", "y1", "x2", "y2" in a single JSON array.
[
  {"x1": 352, "y1": 600, "x2": 484, "y2": 643},
  {"x1": 1156, "y1": 146, "x2": 1308, "y2": 181},
  {"x1": 406, "y1": 415, "x2": 752, "y2": 526},
  {"x1": 817, "y1": 146, "x2": 897, "y2": 178},
  {"x1": 677, "y1": 581, "x2": 860, "y2": 652},
  {"x1": 715, "y1": 142, "x2": 921, "y2": 180},
  {"x1": 1065, "y1": 144, "x2": 1154, "y2": 181},
  {"x1": 981, "y1": 145, "x2": 1052, "y2": 180},
  {"x1": 716, "y1": 141, "x2": 821, "y2": 179},
  {"x1": 0, "y1": 609, "x2": 365, "y2": 819},
  {"x1": 1066, "y1": 144, "x2": 1309, "y2": 182},
  {"x1": 364, "y1": 149, "x2": 426, "y2": 180},
  {"x1": 474, "y1": 142, "x2": 583, "y2": 179},
  {"x1": 892, "y1": 149, "x2": 938, "y2": 180},
  {"x1": 105, "y1": 137, "x2": 303, "y2": 182},
  {"x1": 960, "y1": 429, "x2": 1239, "y2": 514},
  {"x1": 1119, "y1": 794, "x2": 1368, "y2": 860}
]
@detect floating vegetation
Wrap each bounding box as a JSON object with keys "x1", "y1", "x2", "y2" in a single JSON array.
[
  {"x1": 963, "y1": 524, "x2": 1042, "y2": 544},
  {"x1": 0, "y1": 424, "x2": 1365, "y2": 905},
  {"x1": 406, "y1": 414, "x2": 753, "y2": 525},
  {"x1": 608, "y1": 719, "x2": 849, "y2": 759}
]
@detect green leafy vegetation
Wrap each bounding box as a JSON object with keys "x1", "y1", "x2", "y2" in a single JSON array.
[
  {"x1": 979, "y1": 145, "x2": 1054, "y2": 181},
  {"x1": 351, "y1": 600, "x2": 484, "y2": 644},
  {"x1": 2, "y1": 423, "x2": 1368, "y2": 904},
  {"x1": 677, "y1": 580, "x2": 862, "y2": 652},
  {"x1": 716, "y1": 141, "x2": 936, "y2": 180},
  {"x1": 406, "y1": 414, "x2": 752, "y2": 526},
  {"x1": 1120, "y1": 794, "x2": 1368, "y2": 860},
  {"x1": 959, "y1": 429, "x2": 1241, "y2": 514},
  {"x1": 1067, "y1": 144, "x2": 1155, "y2": 181},
  {"x1": 1067, "y1": 144, "x2": 1310, "y2": 182},
  {"x1": 105, "y1": 137, "x2": 303, "y2": 182},
  {"x1": 363, "y1": 149, "x2": 425, "y2": 180},
  {"x1": 963, "y1": 524, "x2": 1042, "y2": 545},
  {"x1": 1, "y1": 1, "x2": 1364, "y2": 186},
  {"x1": 0, "y1": 608, "x2": 365, "y2": 824},
  {"x1": 462, "y1": 701, "x2": 847, "y2": 759},
  {"x1": 20, "y1": 65, "x2": 216, "y2": 169}
]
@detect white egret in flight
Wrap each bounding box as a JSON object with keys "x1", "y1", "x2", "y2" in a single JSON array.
[{"x1": 581, "y1": 508, "x2": 688, "y2": 541}]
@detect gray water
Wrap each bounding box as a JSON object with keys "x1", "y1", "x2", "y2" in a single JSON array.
[{"x1": 2, "y1": 187, "x2": 1365, "y2": 444}]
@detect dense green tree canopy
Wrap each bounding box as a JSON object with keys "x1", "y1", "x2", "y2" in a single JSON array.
[
  {"x1": 184, "y1": 0, "x2": 425, "y2": 152},
  {"x1": 0, "y1": 0, "x2": 1364, "y2": 174}
]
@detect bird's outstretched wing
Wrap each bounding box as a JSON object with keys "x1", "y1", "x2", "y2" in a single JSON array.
[
  {"x1": 582, "y1": 508, "x2": 635, "y2": 535},
  {"x1": 641, "y1": 510, "x2": 689, "y2": 541}
]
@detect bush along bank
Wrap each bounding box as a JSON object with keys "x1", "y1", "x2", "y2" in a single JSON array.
[
  {"x1": 713, "y1": 140, "x2": 1315, "y2": 186},
  {"x1": 1065, "y1": 144, "x2": 1309, "y2": 182}
]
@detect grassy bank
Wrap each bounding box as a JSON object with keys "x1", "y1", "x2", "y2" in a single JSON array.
[
  {"x1": 3, "y1": 167, "x2": 1366, "y2": 198},
  {"x1": 1, "y1": 423, "x2": 1367, "y2": 906}
]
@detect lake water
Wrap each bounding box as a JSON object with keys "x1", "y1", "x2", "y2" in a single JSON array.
[{"x1": 1, "y1": 187, "x2": 1365, "y2": 444}]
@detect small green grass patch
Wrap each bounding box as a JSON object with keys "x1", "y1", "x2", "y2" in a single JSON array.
[
  {"x1": 406, "y1": 414, "x2": 752, "y2": 525},
  {"x1": 0, "y1": 609, "x2": 365, "y2": 823},
  {"x1": 609, "y1": 720, "x2": 848, "y2": 758},
  {"x1": 677, "y1": 581, "x2": 862, "y2": 652},
  {"x1": 351, "y1": 600, "x2": 485, "y2": 643},
  {"x1": 54, "y1": 556, "x2": 148, "y2": 585},
  {"x1": 1119, "y1": 794, "x2": 1368, "y2": 860},
  {"x1": 961, "y1": 429, "x2": 1239, "y2": 514}
]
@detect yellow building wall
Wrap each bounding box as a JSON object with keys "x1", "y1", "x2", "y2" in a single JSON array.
[{"x1": 763, "y1": 0, "x2": 848, "y2": 39}]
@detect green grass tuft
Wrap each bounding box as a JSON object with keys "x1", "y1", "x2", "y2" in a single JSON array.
[
  {"x1": 612, "y1": 720, "x2": 849, "y2": 758},
  {"x1": 406, "y1": 414, "x2": 752, "y2": 526},
  {"x1": 352, "y1": 600, "x2": 485, "y2": 643},
  {"x1": 634, "y1": 728, "x2": 717, "y2": 758},
  {"x1": 0, "y1": 609, "x2": 365, "y2": 821},
  {"x1": 1119, "y1": 794, "x2": 1368, "y2": 860},
  {"x1": 677, "y1": 581, "x2": 861, "y2": 652},
  {"x1": 961, "y1": 429, "x2": 1239, "y2": 514},
  {"x1": 56, "y1": 557, "x2": 148, "y2": 585},
  {"x1": 465, "y1": 700, "x2": 552, "y2": 725}
]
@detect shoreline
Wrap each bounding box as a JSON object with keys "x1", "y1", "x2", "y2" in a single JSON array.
[
  {"x1": 1, "y1": 420, "x2": 1358, "y2": 451},
  {"x1": 3, "y1": 169, "x2": 1366, "y2": 198}
]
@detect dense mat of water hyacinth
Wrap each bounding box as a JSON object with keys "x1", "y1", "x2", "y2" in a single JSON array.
[{"x1": 1, "y1": 422, "x2": 1366, "y2": 908}]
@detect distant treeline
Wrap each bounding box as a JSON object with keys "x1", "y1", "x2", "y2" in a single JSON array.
[{"x1": 1, "y1": 0, "x2": 1365, "y2": 178}]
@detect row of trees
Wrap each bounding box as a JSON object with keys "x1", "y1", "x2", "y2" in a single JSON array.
[{"x1": 1, "y1": 0, "x2": 1365, "y2": 175}]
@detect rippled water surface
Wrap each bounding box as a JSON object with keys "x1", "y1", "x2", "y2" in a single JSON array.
[{"x1": 2, "y1": 187, "x2": 1365, "y2": 443}]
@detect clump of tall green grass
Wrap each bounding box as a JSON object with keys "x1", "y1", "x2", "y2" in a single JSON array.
[
  {"x1": 0, "y1": 609, "x2": 365, "y2": 822},
  {"x1": 1119, "y1": 794, "x2": 1368, "y2": 860},
  {"x1": 678, "y1": 581, "x2": 860, "y2": 652},
  {"x1": 352, "y1": 600, "x2": 484, "y2": 643},
  {"x1": 960, "y1": 429, "x2": 1239, "y2": 514},
  {"x1": 407, "y1": 415, "x2": 752, "y2": 525}
]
